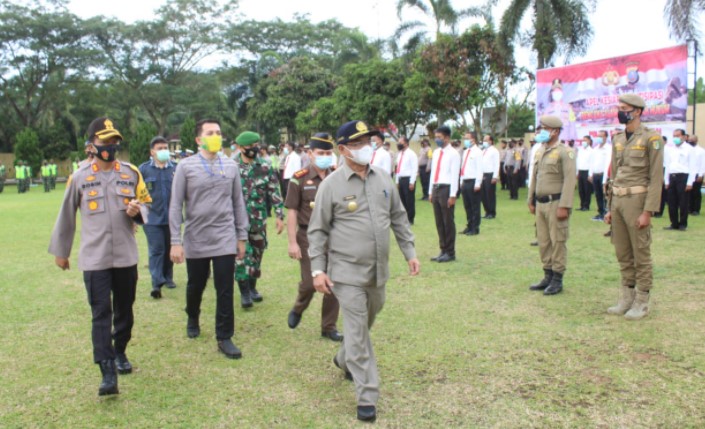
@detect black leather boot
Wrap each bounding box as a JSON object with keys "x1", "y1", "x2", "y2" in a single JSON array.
[
  {"x1": 543, "y1": 271, "x2": 563, "y2": 295},
  {"x1": 187, "y1": 316, "x2": 200, "y2": 338},
  {"x1": 98, "y1": 359, "x2": 119, "y2": 396},
  {"x1": 250, "y1": 279, "x2": 263, "y2": 303},
  {"x1": 238, "y1": 280, "x2": 253, "y2": 308},
  {"x1": 115, "y1": 353, "x2": 132, "y2": 374},
  {"x1": 529, "y1": 269, "x2": 553, "y2": 291}
]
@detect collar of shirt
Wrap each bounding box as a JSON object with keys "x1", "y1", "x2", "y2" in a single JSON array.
[
  {"x1": 342, "y1": 161, "x2": 376, "y2": 181},
  {"x1": 149, "y1": 159, "x2": 174, "y2": 169}
]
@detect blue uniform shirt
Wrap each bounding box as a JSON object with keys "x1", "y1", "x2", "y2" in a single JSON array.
[{"x1": 139, "y1": 159, "x2": 176, "y2": 225}]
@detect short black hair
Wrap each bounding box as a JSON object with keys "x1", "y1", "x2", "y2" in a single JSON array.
[
  {"x1": 150, "y1": 136, "x2": 168, "y2": 149},
  {"x1": 583, "y1": 135, "x2": 592, "y2": 143},
  {"x1": 435, "y1": 125, "x2": 451, "y2": 137},
  {"x1": 196, "y1": 118, "x2": 220, "y2": 136},
  {"x1": 486, "y1": 135, "x2": 494, "y2": 143}
]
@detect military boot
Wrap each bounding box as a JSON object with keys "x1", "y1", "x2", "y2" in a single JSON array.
[
  {"x1": 238, "y1": 280, "x2": 253, "y2": 308},
  {"x1": 250, "y1": 279, "x2": 263, "y2": 303},
  {"x1": 543, "y1": 271, "x2": 563, "y2": 295},
  {"x1": 98, "y1": 359, "x2": 119, "y2": 396},
  {"x1": 607, "y1": 286, "x2": 636, "y2": 315},
  {"x1": 529, "y1": 269, "x2": 553, "y2": 291},
  {"x1": 624, "y1": 290, "x2": 650, "y2": 320}
]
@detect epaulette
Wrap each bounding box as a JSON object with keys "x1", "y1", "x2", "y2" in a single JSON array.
[{"x1": 293, "y1": 168, "x2": 309, "y2": 179}]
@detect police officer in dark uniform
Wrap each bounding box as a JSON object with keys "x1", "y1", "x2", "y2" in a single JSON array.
[
  {"x1": 49, "y1": 117, "x2": 152, "y2": 396},
  {"x1": 285, "y1": 133, "x2": 342, "y2": 341}
]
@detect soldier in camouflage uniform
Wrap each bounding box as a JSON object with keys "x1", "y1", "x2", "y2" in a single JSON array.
[{"x1": 234, "y1": 131, "x2": 285, "y2": 308}]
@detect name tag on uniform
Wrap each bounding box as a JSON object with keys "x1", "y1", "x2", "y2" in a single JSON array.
[
  {"x1": 343, "y1": 195, "x2": 356, "y2": 201},
  {"x1": 303, "y1": 186, "x2": 317, "y2": 190}
]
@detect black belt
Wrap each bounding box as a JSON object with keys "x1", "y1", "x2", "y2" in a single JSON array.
[
  {"x1": 535, "y1": 193, "x2": 562, "y2": 203},
  {"x1": 432, "y1": 184, "x2": 449, "y2": 188},
  {"x1": 670, "y1": 173, "x2": 688, "y2": 177},
  {"x1": 298, "y1": 224, "x2": 308, "y2": 229},
  {"x1": 463, "y1": 178, "x2": 476, "y2": 182}
]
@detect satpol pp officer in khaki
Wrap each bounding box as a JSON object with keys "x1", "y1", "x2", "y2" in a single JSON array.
[
  {"x1": 527, "y1": 115, "x2": 577, "y2": 295},
  {"x1": 604, "y1": 94, "x2": 664, "y2": 320},
  {"x1": 308, "y1": 120, "x2": 420, "y2": 423}
]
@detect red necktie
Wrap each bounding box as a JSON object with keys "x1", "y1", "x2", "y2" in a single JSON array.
[
  {"x1": 371, "y1": 150, "x2": 377, "y2": 164},
  {"x1": 433, "y1": 150, "x2": 444, "y2": 183},
  {"x1": 461, "y1": 149, "x2": 470, "y2": 176},
  {"x1": 396, "y1": 151, "x2": 404, "y2": 174}
]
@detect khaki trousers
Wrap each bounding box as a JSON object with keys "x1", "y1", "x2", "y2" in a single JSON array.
[
  {"x1": 611, "y1": 193, "x2": 653, "y2": 291},
  {"x1": 535, "y1": 200, "x2": 570, "y2": 274},
  {"x1": 333, "y1": 282, "x2": 385, "y2": 406}
]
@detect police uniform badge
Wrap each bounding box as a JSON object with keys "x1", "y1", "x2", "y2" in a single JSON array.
[{"x1": 568, "y1": 151, "x2": 575, "y2": 160}]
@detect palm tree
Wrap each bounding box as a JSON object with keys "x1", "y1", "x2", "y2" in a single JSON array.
[
  {"x1": 498, "y1": 0, "x2": 592, "y2": 69},
  {"x1": 664, "y1": 0, "x2": 705, "y2": 42}
]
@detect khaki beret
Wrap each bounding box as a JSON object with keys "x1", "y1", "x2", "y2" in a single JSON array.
[
  {"x1": 539, "y1": 115, "x2": 563, "y2": 129},
  {"x1": 619, "y1": 93, "x2": 645, "y2": 109}
]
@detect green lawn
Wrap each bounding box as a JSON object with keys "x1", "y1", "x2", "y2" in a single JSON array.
[{"x1": 1, "y1": 182, "x2": 705, "y2": 428}]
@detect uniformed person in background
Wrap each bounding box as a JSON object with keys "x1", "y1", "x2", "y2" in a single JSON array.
[
  {"x1": 528, "y1": 115, "x2": 577, "y2": 296},
  {"x1": 15, "y1": 160, "x2": 26, "y2": 193},
  {"x1": 233, "y1": 131, "x2": 285, "y2": 308},
  {"x1": 48, "y1": 117, "x2": 152, "y2": 396},
  {"x1": 429, "y1": 125, "x2": 461, "y2": 262},
  {"x1": 285, "y1": 133, "x2": 342, "y2": 342},
  {"x1": 308, "y1": 120, "x2": 419, "y2": 423},
  {"x1": 41, "y1": 160, "x2": 51, "y2": 192},
  {"x1": 504, "y1": 140, "x2": 522, "y2": 200},
  {"x1": 605, "y1": 94, "x2": 664, "y2": 320},
  {"x1": 49, "y1": 159, "x2": 58, "y2": 189},
  {"x1": 664, "y1": 128, "x2": 697, "y2": 231},
  {"x1": 0, "y1": 160, "x2": 6, "y2": 193}
]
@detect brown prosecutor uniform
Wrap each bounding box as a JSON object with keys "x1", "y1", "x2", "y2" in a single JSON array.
[
  {"x1": 308, "y1": 162, "x2": 415, "y2": 407},
  {"x1": 609, "y1": 126, "x2": 664, "y2": 291},
  {"x1": 285, "y1": 167, "x2": 340, "y2": 333},
  {"x1": 528, "y1": 144, "x2": 577, "y2": 274}
]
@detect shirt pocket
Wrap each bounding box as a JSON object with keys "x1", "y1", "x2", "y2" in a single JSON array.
[
  {"x1": 144, "y1": 177, "x2": 156, "y2": 192},
  {"x1": 543, "y1": 157, "x2": 560, "y2": 173},
  {"x1": 116, "y1": 186, "x2": 136, "y2": 211},
  {"x1": 83, "y1": 188, "x2": 106, "y2": 215},
  {"x1": 627, "y1": 150, "x2": 647, "y2": 167}
]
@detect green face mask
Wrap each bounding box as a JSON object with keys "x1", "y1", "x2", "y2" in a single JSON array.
[{"x1": 200, "y1": 135, "x2": 223, "y2": 153}]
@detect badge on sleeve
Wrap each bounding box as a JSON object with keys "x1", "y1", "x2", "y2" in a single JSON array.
[{"x1": 568, "y1": 151, "x2": 575, "y2": 160}]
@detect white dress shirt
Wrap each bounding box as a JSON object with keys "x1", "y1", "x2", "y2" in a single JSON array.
[
  {"x1": 429, "y1": 144, "x2": 461, "y2": 197},
  {"x1": 665, "y1": 143, "x2": 697, "y2": 186},
  {"x1": 693, "y1": 144, "x2": 705, "y2": 177},
  {"x1": 394, "y1": 148, "x2": 419, "y2": 184},
  {"x1": 527, "y1": 143, "x2": 543, "y2": 188},
  {"x1": 481, "y1": 145, "x2": 500, "y2": 179},
  {"x1": 576, "y1": 146, "x2": 592, "y2": 171},
  {"x1": 283, "y1": 151, "x2": 302, "y2": 180},
  {"x1": 588, "y1": 144, "x2": 611, "y2": 177},
  {"x1": 459, "y1": 145, "x2": 483, "y2": 187},
  {"x1": 370, "y1": 147, "x2": 392, "y2": 175}
]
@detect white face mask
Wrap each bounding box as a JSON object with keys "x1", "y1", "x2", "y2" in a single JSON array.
[
  {"x1": 347, "y1": 145, "x2": 374, "y2": 165},
  {"x1": 552, "y1": 90, "x2": 563, "y2": 102}
]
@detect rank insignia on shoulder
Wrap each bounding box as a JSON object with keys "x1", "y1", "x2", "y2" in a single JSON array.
[
  {"x1": 294, "y1": 169, "x2": 309, "y2": 179},
  {"x1": 120, "y1": 174, "x2": 130, "y2": 179},
  {"x1": 568, "y1": 151, "x2": 575, "y2": 159},
  {"x1": 306, "y1": 180, "x2": 314, "y2": 185}
]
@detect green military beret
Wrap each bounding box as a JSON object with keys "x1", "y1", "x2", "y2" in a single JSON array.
[
  {"x1": 235, "y1": 131, "x2": 261, "y2": 146},
  {"x1": 539, "y1": 115, "x2": 563, "y2": 129},
  {"x1": 619, "y1": 93, "x2": 646, "y2": 109}
]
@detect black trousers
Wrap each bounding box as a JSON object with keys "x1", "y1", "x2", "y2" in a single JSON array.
[
  {"x1": 419, "y1": 166, "x2": 430, "y2": 199},
  {"x1": 481, "y1": 173, "x2": 497, "y2": 216},
  {"x1": 83, "y1": 266, "x2": 138, "y2": 363},
  {"x1": 281, "y1": 176, "x2": 289, "y2": 202},
  {"x1": 592, "y1": 173, "x2": 606, "y2": 216},
  {"x1": 398, "y1": 177, "x2": 416, "y2": 223},
  {"x1": 668, "y1": 173, "x2": 690, "y2": 228},
  {"x1": 578, "y1": 170, "x2": 593, "y2": 209},
  {"x1": 507, "y1": 169, "x2": 520, "y2": 199},
  {"x1": 432, "y1": 184, "x2": 456, "y2": 256},
  {"x1": 185, "y1": 255, "x2": 236, "y2": 340},
  {"x1": 499, "y1": 162, "x2": 507, "y2": 189},
  {"x1": 461, "y1": 179, "x2": 481, "y2": 233},
  {"x1": 690, "y1": 177, "x2": 702, "y2": 213}
]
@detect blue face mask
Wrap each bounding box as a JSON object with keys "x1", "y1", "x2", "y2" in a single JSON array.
[
  {"x1": 674, "y1": 137, "x2": 683, "y2": 146},
  {"x1": 482, "y1": 142, "x2": 489, "y2": 149},
  {"x1": 463, "y1": 139, "x2": 471, "y2": 148},
  {"x1": 156, "y1": 149, "x2": 170, "y2": 162},
  {"x1": 435, "y1": 138, "x2": 444, "y2": 147},
  {"x1": 535, "y1": 129, "x2": 551, "y2": 143},
  {"x1": 314, "y1": 155, "x2": 333, "y2": 170},
  {"x1": 594, "y1": 137, "x2": 603, "y2": 145}
]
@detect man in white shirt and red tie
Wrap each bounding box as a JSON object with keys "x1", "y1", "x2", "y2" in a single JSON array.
[
  {"x1": 370, "y1": 131, "x2": 392, "y2": 175},
  {"x1": 665, "y1": 128, "x2": 698, "y2": 231},
  {"x1": 688, "y1": 135, "x2": 705, "y2": 215},
  {"x1": 588, "y1": 130, "x2": 611, "y2": 221},
  {"x1": 282, "y1": 142, "x2": 302, "y2": 201},
  {"x1": 395, "y1": 136, "x2": 419, "y2": 224},
  {"x1": 459, "y1": 132, "x2": 484, "y2": 235},
  {"x1": 429, "y1": 125, "x2": 461, "y2": 262},
  {"x1": 481, "y1": 134, "x2": 500, "y2": 219}
]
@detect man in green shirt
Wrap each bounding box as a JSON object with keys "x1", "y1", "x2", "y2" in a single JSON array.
[
  {"x1": 15, "y1": 161, "x2": 26, "y2": 193},
  {"x1": 50, "y1": 160, "x2": 57, "y2": 189},
  {"x1": 41, "y1": 160, "x2": 51, "y2": 192}
]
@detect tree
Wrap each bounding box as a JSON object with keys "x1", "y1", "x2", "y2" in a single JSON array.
[
  {"x1": 14, "y1": 128, "x2": 43, "y2": 176},
  {"x1": 40, "y1": 122, "x2": 73, "y2": 161},
  {"x1": 506, "y1": 100, "x2": 536, "y2": 137},
  {"x1": 499, "y1": 0, "x2": 593, "y2": 69},
  {"x1": 127, "y1": 122, "x2": 156, "y2": 167},
  {"x1": 665, "y1": 0, "x2": 705, "y2": 43},
  {"x1": 180, "y1": 117, "x2": 197, "y2": 153}
]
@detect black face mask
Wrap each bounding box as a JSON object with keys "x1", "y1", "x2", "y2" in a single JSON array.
[
  {"x1": 243, "y1": 145, "x2": 260, "y2": 159},
  {"x1": 93, "y1": 144, "x2": 119, "y2": 162},
  {"x1": 617, "y1": 110, "x2": 634, "y2": 124},
  {"x1": 397, "y1": 144, "x2": 404, "y2": 151}
]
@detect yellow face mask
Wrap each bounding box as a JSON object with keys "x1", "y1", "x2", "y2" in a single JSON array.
[{"x1": 200, "y1": 135, "x2": 222, "y2": 153}]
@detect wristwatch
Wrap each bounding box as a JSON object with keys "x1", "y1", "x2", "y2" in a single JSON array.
[{"x1": 311, "y1": 270, "x2": 325, "y2": 278}]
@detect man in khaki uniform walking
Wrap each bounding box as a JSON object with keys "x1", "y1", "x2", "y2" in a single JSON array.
[
  {"x1": 528, "y1": 115, "x2": 577, "y2": 295},
  {"x1": 308, "y1": 120, "x2": 419, "y2": 423},
  {"x1": 605, "y1": 94, "x2": 664, "y2": 320}
]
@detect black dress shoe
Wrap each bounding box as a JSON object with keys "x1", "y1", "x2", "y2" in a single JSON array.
[
  {"x1": 465, "y1": 230, "x2": 479, "y2": 236},
  {"x1": 288, "y1": 310, "x2": 302, "y2": 329},
  {"x1": 322, "y1": 330, "x2": 343, "y2": 342},
  {"x1": 98, "y1": 360, "x2": 119, "y2": 396},
  {"x1": 460, "y1": 228, "x2": 471, "y2": 234},
  {"x1": 679, "y1": 226, "x2": 687, "y2": 231},
  {"x1": 165, "y1": 282, "x2": 177, "y2": 289},
  {"x1": 333, "y1": 356, "x2": 353, "y2": 381},
  {"x1": 115, "y1": 353, "x2": 132, "y2": 374},
  {"x1": 663, "y1": 226, "x2": 678, "y2": 230},
  {"x1": 150, "y1": 286, "x2": 162, "y2": 299},
  {"x1": 357, "y1": 405, "x2": 377, "y2": 422},
  {"x1": 187, "y1": 317, "x2": 200, "y2": 338},
  {"x1": 485, "y1": 214, "x2": 495, "y2": 219},
  {"x1": 430, "y1": 253, "x2": 444, "y2": 261},
  {"x1": 436, "y1": 254, "x2": 456, "y2": 263},
  {"x1": 218, "y1": 339, "x2": 242, "y2": 359}
]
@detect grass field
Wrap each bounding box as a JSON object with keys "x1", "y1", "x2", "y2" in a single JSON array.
[{"x1": 1, "y1": 181, "x2": 705, "y2": 428}]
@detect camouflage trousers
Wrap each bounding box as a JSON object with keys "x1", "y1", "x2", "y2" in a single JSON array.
[{"x1": 235, "y1": 230, "x2": 268, "y2": 281}]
